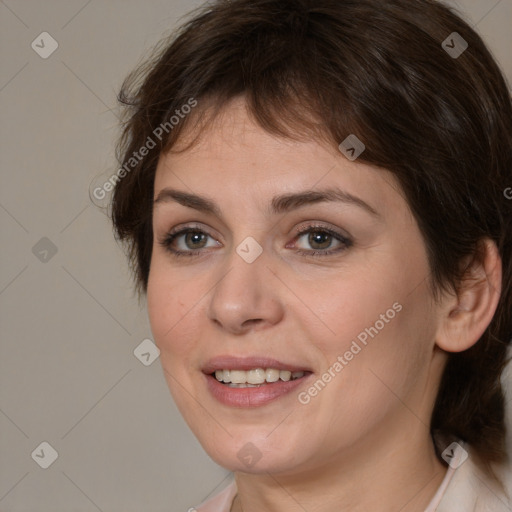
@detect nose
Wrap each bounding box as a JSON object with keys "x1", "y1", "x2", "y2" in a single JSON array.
[{"x1": 207, "y1": 248, "x2": 284, "y2": 335}]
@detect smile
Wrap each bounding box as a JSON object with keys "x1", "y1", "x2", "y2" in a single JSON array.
[
  {"x1": 214, "y1": 368, "x2": 305, "y2": 387},
  {"x1": 202, "y1": 356, "x2": 313, "y2": 407}
]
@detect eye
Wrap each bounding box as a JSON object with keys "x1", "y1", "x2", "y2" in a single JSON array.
[
  {"x1": 290, "y1": 224, "x2": 352, "y2": 257},
  {"x1": 158, "y1": 225, "x2": 220, "y2": 257},
  {"x1": 158, "y1": 222, "x2": 352, "y2": 259}
]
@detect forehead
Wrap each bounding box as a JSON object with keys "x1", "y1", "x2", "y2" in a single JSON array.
[{"x1": 153, "y1": 98, "x2": 406, "y2": 220}]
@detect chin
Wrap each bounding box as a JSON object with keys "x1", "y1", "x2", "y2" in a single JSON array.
[{"x1": 195, "y1": 430, "x2": 309, "y2": 474}]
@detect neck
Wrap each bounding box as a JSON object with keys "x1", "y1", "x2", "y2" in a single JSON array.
[{"x1": 232, "y1": 426, "x2": 447, "y2": 512}]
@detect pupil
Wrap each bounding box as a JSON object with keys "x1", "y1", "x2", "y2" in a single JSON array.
[
  {"x1": 186, "y1": 232, "x2": 206, "y2": 248},
  {"x1": 309, "y1": 231, "x2": 331, "y2": 249}
]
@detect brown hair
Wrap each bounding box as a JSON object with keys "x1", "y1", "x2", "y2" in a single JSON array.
[{"x1": 111, "y1": 0, "x2": 512, "y2": 479}]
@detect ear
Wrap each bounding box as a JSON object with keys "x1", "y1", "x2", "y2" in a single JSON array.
[{"x1": 435, "y1": 239, "x2": 502, "y2": 353}]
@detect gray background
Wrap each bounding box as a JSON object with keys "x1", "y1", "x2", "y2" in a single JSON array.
[{"x1": 0, "y1": 1, "x2": 511, "y2": 511}]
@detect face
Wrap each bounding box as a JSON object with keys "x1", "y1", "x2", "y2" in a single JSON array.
[{"x1": 147, "y1": 97, "x2": 444, "y2": 476}]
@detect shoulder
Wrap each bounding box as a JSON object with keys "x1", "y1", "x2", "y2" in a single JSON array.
[
  {"x1": 437, "y1": 352, "x2": 512, "y2": 511},
  {"x1": 194, "y1": 479, "x2": 237, "y2": 512},
  {"x1": 436, "y1": 444, "x2": 511, "y2": 512}
]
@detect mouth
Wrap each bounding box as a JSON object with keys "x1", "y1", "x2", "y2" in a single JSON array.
[
  {"x1": 211, "y1": 368, "x2": 309, "y2": 387},
  {"x1": 202, "y1": 356, "x2": 313, "y2": 407}
]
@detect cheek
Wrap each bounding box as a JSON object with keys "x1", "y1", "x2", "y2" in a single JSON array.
[
  {"x1": 305, "y1": 270, "x2": 400, "y2": 356},
  {"x1": 146, "y1": 256, "x2": 201, "y2": 361},
  {"x1": 317, "y1": 281, "x2": 436, "y2": 421},
  {"x1": 306, "y1": 247, "x2": 435, "y2": 396}
]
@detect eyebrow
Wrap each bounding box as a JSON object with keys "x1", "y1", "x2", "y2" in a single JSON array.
[{"x1": 153, "y1": 187, "x2": 380, "y2": 218}]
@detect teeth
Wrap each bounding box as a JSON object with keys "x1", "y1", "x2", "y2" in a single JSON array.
[
  {"x1": 230, "y1": 370, "x2": 247, "y2": 384},
  {"x1": 280, "y1": 370, "x2": 291, "y2": 382},
  {"x1": 213, "y1": 368, "x2": 305, "y2": 384},
  {"x1": 266, "y1": 368, "x2": 280, "y2": 382},
  {"x1": 247, "y1": 368, "x2": 266, "y2": 384}
]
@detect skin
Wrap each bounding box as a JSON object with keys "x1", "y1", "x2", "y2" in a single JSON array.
[{"x1": 147, "y1": 97, "x2": 502, "y2": 512}]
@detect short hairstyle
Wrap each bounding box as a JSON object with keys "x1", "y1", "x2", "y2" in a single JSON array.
[{"x1": 111, "y1": 0, "x2": 512, "y2": 480}]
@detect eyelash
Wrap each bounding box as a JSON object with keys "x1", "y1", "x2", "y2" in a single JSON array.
[{"x1": 158, "y1": 223, "x2": 352, "y2": 259}]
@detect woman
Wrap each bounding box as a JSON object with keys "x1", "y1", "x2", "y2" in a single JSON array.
[{"x1": 110, "y1": 0, "x2": 512, "y2": 510}]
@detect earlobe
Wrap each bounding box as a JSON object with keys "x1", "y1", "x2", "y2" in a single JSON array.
[{"x1": 436, "y1": 239, "x2": 502, "y2": 353}]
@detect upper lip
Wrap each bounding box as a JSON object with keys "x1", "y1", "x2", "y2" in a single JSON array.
[{"x1": 202, "y1": 356, "x2": 313, "y2": 374}]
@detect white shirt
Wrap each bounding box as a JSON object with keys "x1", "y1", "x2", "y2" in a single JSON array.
[{"x1": 194, "y1": 442, "x2": 511, "y2": 512}]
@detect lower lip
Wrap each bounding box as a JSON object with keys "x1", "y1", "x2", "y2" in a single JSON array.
[{"x1": 205, "y1": 373, "x2": 312, "y2": 407}]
